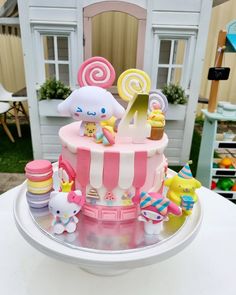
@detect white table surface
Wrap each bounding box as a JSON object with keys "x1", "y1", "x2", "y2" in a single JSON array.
[{"x1": 0, "y1": 185, "x2": 236, "y2": 295}]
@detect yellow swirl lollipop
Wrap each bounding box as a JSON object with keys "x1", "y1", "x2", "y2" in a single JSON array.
[{"x1": 117, "y1": 69, "x2": 151, "y2": 102}]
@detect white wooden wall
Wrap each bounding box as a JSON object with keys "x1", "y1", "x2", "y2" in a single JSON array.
[{"x1": 18, "y1": 0, "x2": 213, "y2": 163}]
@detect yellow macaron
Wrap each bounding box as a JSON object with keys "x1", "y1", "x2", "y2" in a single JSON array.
[{"x1": 27, "y1": 178, "x2": 53, "y2": 195}]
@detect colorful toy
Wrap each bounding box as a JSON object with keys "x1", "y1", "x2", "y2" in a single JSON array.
[
  {"x1": 211, "y1": 180, "x2": 217, "y2": 190},
  {"x1": 58, "y1": 86, "x2": 125, "y2": 136},
  {"x1": 49, "y1": 181, "x2": 85, "y2": 234},
  {"x1": 94, "y1": 126, "x2": 115, "y2": 146},
  {"x1": 77, "y1": 56, "x2": 116, "y2": 89},
  {"x1": 138, "y1": 192, "x2": 182, "y2": 235},
  {"x1": 117, "y1": 69, "x2": 151, "y2": 102},
  {"x1": 147, "y1": 109, "x2": 165, "y2": 140},
  {"x1": 231, "y1": 183, "x2": 236, "y2": 191},
  {"x1": 213, "y1": 162, "x2": 219, "y2": 168},
  {"x1": 219, "y1": 157, "x2": 233, "y2": 168},
  {"x1": 217, "y1": 178, "x2": 234, "y2": 191},
  {"x1": 84, "y1": 122, "x2": 97, "y2": 137},
  {"x1": 164, "y1": 162, "x2": 201, "y2": 215}
]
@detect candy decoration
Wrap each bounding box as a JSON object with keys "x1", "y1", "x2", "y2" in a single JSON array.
[
  {"x1": 117, "y1": 69, "x2": 151, "y2": 102},
  {"x1": 149, "y1": 90, "x2": 169, "y2": 113},
  {"x1": 77, "y1": 56, "x2": 115, "y2": 88},
  {"x1": 94, "y1": 126, "x2": 115, "y2": 146}
]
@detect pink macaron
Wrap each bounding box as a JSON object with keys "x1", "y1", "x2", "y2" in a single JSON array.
[{"x1": 25, "y1": 160, "x2": 53, "y2": 182}]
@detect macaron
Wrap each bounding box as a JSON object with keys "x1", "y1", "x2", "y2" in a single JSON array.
[
  {"x1": 25, "y1": 160, "x2": 53, "y2": 182},
  {"x1": 26, "y1": 191, "x2": 52, "y2": 209},
  {"x1": 27, "y1": 178, "x2": 53, "y2": 194}
]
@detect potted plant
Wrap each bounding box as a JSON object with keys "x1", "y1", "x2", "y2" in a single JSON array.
[
  {"x1": 162, "y1": 84, "x2": 187, "y2": 120},
  {"x1": 38, "y1": 79, "x2": 72, "y2": 117}
]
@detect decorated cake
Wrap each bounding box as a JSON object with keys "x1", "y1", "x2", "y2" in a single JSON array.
[
  {"x1": 56, "y1": 57, "x2": 169, "y2": 222},
  {"x1": 25, "y1": 56, "x2": 202, "y2": 237}
]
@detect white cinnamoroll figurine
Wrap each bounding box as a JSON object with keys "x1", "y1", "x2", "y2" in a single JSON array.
[
  {"x1": 49, "y1": 182, "x2": 85, "y2": 235},
  {"x1": 57, "y1": 86, "x2": 125, "y2": 136}
]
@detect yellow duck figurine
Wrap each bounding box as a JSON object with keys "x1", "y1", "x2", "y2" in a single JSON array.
[{"x1": 164, "y1": 161, "x2": 201, "y2": 215}]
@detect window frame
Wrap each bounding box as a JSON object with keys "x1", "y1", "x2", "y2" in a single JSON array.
[
  {"x1": 33, "y1": 25, "x2": 78, "y2": 89},
  {"x1": 151, "y1": 27, "x2": 197, "y2": 92}
]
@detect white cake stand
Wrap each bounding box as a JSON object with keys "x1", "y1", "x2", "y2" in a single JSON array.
[{"x1": 14, "y1": 174, "x2": 203, "y2": 276}]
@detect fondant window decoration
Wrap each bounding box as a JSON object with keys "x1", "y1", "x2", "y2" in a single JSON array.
[
  {"x1": 49, "y1": 181, "x2": 85, "y2": 234},
  {"x1": 138, "y1": 192, "x2": 182, "y2": 235},
  {"x1": 57, "y1": 56, "x2": 125, "y2": 136},
  {"x1": 164, "y1": 161, "x2": 201, "y2": 215}
]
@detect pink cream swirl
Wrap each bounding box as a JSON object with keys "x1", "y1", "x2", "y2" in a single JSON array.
[{"x1": 77, "y1": 56, "x2": 116, "y2": 89}]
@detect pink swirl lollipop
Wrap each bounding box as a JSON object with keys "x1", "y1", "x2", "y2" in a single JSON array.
[{"x1": 77, "y1": 56, "x2": 116, "y2": 89}]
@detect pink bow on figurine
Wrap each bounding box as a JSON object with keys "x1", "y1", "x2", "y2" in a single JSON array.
[{"x1": 67, "y1": 191, "x2": 85, "y2": 206}]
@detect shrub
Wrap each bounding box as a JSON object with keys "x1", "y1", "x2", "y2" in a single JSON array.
[
  {"x1": 38, "y1": 78, "x2": 71, "y2": 100},
  {"x1": 162, "y1": 83, "x2": 187, "y2": 105}
]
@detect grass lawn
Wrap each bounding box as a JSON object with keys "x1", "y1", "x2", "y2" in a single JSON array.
[
  {"x1": 0, "y1": 122, "x2": 202, "y2": 175},
  {"x1": 0, "y1": 124, "x2": 33, "y2": 173}
]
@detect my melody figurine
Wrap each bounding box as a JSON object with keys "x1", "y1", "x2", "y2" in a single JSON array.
[
  {"x1": 49, "y1": 181, "x2": 85, "y2": 234},
  {"x1": 164, "y1": 162, "x2": 202, "y2": 215},
  {"x1": 57, "y1": 57, "x2": 125, "y2": 137},
  {"x1": 138, "y1": 192, "x2": 182, "y2": 235}
]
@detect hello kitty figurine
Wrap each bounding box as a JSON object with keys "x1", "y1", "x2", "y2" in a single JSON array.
[
  {"x1": 57, "y1": 86, "x2": 125, "y2": 136},
  {"x1": 138, "y1": 192, "x2": 182, "y2": 235},
  {"x1": 49, "y1": 182, "x2": 85, "y2": 235}
]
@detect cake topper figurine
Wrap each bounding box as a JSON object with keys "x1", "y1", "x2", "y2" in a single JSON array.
[
  {"x1": 57, "y1": 57, "x2": 125, "y2": 136},
  {"x1": 49, "y1": 181, "x2": 85, "y2": 234},
  {"x1": 138, "y1": 192, "x2": 182, "y2": 235},
  {"x1": 164, "y1": 161, "x2": 202, "y2": 215}
]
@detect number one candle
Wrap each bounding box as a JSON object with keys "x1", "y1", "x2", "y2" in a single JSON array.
[{"x1": 117, "y1": 69, "x2": 151, "y2": 143}]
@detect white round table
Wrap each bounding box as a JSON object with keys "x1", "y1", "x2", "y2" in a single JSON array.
[{"x1": 0, "y1": 184, "x2": 236, "y2": 295}]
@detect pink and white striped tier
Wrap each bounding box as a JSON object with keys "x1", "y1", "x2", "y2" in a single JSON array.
[{"x1": 58, "y1": 122, "x2": 168, "y2": 221}]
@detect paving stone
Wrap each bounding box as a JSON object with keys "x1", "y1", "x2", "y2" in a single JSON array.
[{"x1": 0, "y1": 173, "x2": 26, "y2": 195}]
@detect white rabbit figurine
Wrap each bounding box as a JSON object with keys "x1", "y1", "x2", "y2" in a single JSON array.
[{"x1": 49, "y1": 189, "x2": 85, "y2": 235}]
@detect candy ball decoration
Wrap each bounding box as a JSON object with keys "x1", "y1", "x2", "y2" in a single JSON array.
[
  {"x1": 149, "y1": 90, "x2": 169, "y2": 113},
  {"x1": 77, "y1": 56, "x2": 115, "y2": 89},
  {"x1": 117, "y1": 69, "x2": 151, "y2": 102}
]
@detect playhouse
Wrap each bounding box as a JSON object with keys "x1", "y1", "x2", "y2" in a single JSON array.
[{"x1": 16, "y1": 0, "x2": 222, "y2": 164}]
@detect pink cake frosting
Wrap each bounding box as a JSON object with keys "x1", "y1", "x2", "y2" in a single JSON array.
[{"x1": 58, "y1": 121, "x2": 168, "y2": 221}]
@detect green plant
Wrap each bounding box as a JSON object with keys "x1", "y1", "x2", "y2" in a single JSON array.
[
  {"x1": 38, "y1": 78, "x2": 71, "y2": 100},
  {"x1": 162, "y1": 83, "x2": 187, "y2": 105}
]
